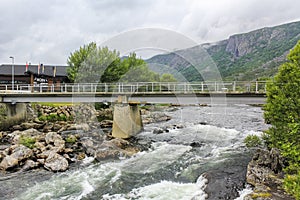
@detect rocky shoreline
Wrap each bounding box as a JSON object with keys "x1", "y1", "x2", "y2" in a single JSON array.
[{"x1": 0, "y1": 103, "x2": 172, "y2": 174}]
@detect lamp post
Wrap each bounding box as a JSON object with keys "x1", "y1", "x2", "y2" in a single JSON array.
[{"x1": 9, "y1": 56, "x2": 14, "y2": 91}]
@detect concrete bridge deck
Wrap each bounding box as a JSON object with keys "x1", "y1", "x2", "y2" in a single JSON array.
[{"x1": 0, "y1": 92, "x2": 266, "y2": 105}]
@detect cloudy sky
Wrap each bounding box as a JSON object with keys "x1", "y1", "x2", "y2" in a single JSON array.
[{"x1": 1, "y1": 0, "x2": 300, "y2": 65}]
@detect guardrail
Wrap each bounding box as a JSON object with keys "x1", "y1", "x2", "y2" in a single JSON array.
[{"x1": 0, "y1": 81, "x2": 267, "y2": 94}]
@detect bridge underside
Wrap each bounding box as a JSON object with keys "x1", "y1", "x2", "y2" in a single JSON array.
[{"x1": 0, "y1": 92, "x2": 266, "y2": 105}]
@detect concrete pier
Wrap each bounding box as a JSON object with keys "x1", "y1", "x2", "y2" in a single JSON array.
[{"x1": 112, "y1": 96, "x2": 143, "y2": 139}]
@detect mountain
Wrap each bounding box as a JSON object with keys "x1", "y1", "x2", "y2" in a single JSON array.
[{"x1": 146, "y1": 21, "x2": 300, "y2": 81}]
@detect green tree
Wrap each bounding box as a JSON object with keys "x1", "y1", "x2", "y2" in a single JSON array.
[
  {"x1": 160, "y1": 73, "x2": 177, "y2": 82},
  {"x1": 119, "y1": 53, "x2": 160, "y2": 82},
  {"x1": 77, "y1": 46, "x2": 119, "y2": 83},
  {"x1": 67, "y1": 42, "x2": 97, "y2": 82},
  {"x1": 264, "y1": 40, "x2": 300, "y2": 199}
]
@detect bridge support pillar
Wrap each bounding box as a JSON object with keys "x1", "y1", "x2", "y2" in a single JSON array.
[
  {"x1": 112, "y1": 96, "x2": 143, "y2": 139},
  {"x1": 0, "y1": 103, "x2": 27, "y2": 130}
]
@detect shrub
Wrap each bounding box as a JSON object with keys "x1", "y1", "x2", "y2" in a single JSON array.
[
  {"x1": 19, "y1": 135, "x2": 36, "y2": 149},
  {"x1": 65, "y1": 135, "x2": 77, "y2": 144},
  {"x1": 244, "y1": 135, "x2": 262, "y2": 148},
  {"x1": 284, "y1": 172, "x2": 300, "y2": 200}
]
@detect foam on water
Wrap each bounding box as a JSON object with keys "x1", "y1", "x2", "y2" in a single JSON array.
[
  {"x1": 14, "y1": 143, "x2": 192, "y2": 200},
  {"x1": 102, "y1": 174, "x2": 208, "y2": 200}
]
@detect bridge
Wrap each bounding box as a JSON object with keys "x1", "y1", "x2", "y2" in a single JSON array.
[{"x1": 0, "y1": 81, "x2": 267, "y2": 105}]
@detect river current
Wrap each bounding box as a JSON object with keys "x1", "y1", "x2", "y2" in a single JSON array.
[{"x1": 1, "y1": 104, "x2": 269, "y2": 200}]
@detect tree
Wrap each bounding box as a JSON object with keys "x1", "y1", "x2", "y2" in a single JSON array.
[
  {"x1": 264, "y1": 40, "x2": 300, "y2": 198},
  {"x1": 67, "y1": 42, "x2": 97, "y2": 82},
  {"x1": 118, "y1": 53, "x2": 160, "y2": 82},
  {"x1": 160, "y1": 73, "x2": 177, "y2": 82}
]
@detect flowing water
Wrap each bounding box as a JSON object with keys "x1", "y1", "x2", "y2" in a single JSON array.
[{"x1": 1, "y1": 104, "x2": 268, "y2": 200}]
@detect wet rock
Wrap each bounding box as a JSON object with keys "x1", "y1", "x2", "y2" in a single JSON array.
[
  {"x1": 142, "y1": 112, "x2": 171, "y2": 124},
  {"x1": 246, "y1": 148, "x2": 293, "y2": 200},
  {"x1": 153, "y1": 128, "x2": 164, "y2": 134},
  {"x1": 95, "y1": 149, "x2": 120, "y2": 160},
  {"x1": 44, "y1": 151, "x2": 68, "y2": 172},
  {"x1": 67, "y1": 123, "x2": 90, "y2": 132},
  {"x1": 22, "y1": 160, "x2": 39, "y2": 171},
  {"x1": 81, "y1": 139, "x2": 97, "y2": 156}
]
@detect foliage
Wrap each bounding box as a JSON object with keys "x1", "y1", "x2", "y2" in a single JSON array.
[
  {"x1": 284, "y1": 172, "x2": 300, "y2": 200},
  {"x1": 19, "y1": 135, "x2": 36, "y2": 149},
  {"x1": 38, "y1": 113, "x2": 71, "y2": 122},
  {"x1": 76, "y1": 46, "x2": 120, "y2": 83},
  {"x1": 65, "y1": 135, "x2": 77, "y2": 144},
  {"x1": 160, "y1": 73, "x2": 177, "y2": 82},
  {"x1": 67, "y1": 42, "x2": 97, "y2": 82},
  {"x1": 68, "y1": 45, "x2": 160, "y2": 83},
  {"x1": 264, "y1": 40, "x2": 300, "y2": 199},
  {"x1": 244, "y1": 135, "x2": 262, "y2": 148}
]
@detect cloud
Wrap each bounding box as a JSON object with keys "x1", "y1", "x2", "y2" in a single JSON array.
[{"x1": 0, "y1": 0, "x2": 299, "y2": 65}]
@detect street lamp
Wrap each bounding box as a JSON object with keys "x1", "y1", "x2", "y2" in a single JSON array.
[{"x1": 9, "y1": 56, "x2": 14, "y2": 91}]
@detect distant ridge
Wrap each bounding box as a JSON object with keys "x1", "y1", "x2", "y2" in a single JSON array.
[{"x1": 146, "y1": 21, "x2": 300, "y2": 81}]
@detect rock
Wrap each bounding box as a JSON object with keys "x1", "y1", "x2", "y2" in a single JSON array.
[
  {"x1": 43, "y1": 123, "x2": 54, "y2": 132},
  {"x1": 100, "y1": 120, "x2": 113, "y2": 128},
  {"x1": 22, "y1": 160, "x2": 39, "y2": 171},
  {"x1": 77, "y1": 152, "x2": 86, "y2": 160},
  {"x1": 10, "y1": 145, "x2": 33, "y2": 162},
  {"x1": 95, "y1": 149, "x2": 120, "y2": 161},
  {"x1": 37, "y1": 159, "x2": 45, "y2": 165},
  {"x1": 246, "y1": 148, "x2": 293, "y2": 200},
  {"x1": 44, "y1": 152, "x2": 68, "y2": 172},
  {"x1": 81, "y1": 139, "x2": 97, "y2": 156},
  {"x1": 0, "y1": 156, "x2": 18, "y2": 170},
  {"x1": 45, "y1": 132, "x2": 65, "y2": 152},
  {"x1": 67, "y1": 123, "x2": 90, "y2": 132},
  {"x1": 153, "y1": 128, "x2": 164, "y2": 134},
  {"x1": 0, "y1": 145, "x2": 33, "y2": 170},
  {"x1": 21, "y1": 122, "x2": 43, "y2": 130}
]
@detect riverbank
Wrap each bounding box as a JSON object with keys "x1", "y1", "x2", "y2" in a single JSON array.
[{"x1": 0, "y1": 103, "x2": 290, "y2": 199}]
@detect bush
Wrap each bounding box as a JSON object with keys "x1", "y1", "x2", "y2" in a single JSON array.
[
  {"x1": 65, "y1": 135, "x2": 77, "y2": 144},
  {"x1": 264, "y1": 40, "x2": 300, "y2": 199},
  {"x1": 244, "y1": 135, "x2": 262, "y2": 148},
  {"x1": 284, "y1": 172, "x2": 300, "y2": 200},
  {"x1": 19, "y1": 135, "x2": 36, "y2": 149}
]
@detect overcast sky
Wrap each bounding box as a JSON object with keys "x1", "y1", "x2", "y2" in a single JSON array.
[{"x1": 1, "y1": 0, "x2": 300, "y2": 65}]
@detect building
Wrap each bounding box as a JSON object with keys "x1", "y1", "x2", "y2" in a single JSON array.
[{"x1": 0, "y1": 64, "x2": 69, "y2": 85}]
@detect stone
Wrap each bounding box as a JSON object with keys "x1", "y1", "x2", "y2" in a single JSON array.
[
  {"x1": 100, "y1": 120, "x2": 113, "y2": 128},
  {"x1": 45, "y1": 132, "x2": 65, "y2": 152},
  {"x1": 10, "y1": 145, "x2": 33, "y2": 162},
  {"x1": 246, "y1": 148, "x2": 293, "y2": 200},
  {"x1": 44, "y1": 152, "x2": 68, "y2": 172},
  {"x1": 37, "y1": 159, "x2": 45, "y2": 165},
  {"x1": 95, "y1": 149, "x2": 120, "y2": 161},
  {"x1": 77, "y1": 152, "x2": 86, "y2": 160},
  {"x1": 153, "y1": 128, "x2": 164, "y2": 134},
  {"x1": 0, "y1": 156, "x2": 18, "y2": 170},
  {"x1": 22, "y1": 160, "x2": 39, "y2": 171},
  {"x1": 67, "y1": 123, "x2": 90, "y2": 132}
]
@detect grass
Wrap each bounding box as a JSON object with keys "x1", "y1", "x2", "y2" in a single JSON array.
[{"x1": 32, "y1": 102, "x2": 76, "y2": 107}]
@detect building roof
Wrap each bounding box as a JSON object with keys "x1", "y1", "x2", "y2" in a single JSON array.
[{"x1": 0, "y1": 64, "x2": 68, "y2": 77}]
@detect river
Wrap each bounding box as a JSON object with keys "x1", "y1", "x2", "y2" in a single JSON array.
[{"x1": 1, "y1": 104, "x2": 269, "y2": 200}]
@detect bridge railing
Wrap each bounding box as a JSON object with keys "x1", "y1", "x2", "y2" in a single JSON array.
[{"x1": 0, "y1": 81, "x2": 267, "y2": 94}]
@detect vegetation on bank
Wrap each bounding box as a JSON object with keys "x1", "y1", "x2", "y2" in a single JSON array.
[
  {"x1": 67, "y1": 42, "x2": 177, "y2": 83},
  {"x1": 264, "y1": 40, "x2": 300, "y2": 199}
]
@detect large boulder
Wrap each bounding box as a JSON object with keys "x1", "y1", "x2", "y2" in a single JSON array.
[
  {"x1": 44, "y1": 151, "x2": 68, "y2": 172},
  {"x1": 0, "y1": 145, "x2": 33, "y2": 170},
  {"x1": 245, "y1": 148, "x2": 294, "y2": 200}
]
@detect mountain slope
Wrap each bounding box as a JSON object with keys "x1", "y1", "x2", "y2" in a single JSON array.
[{"x1": 146, "y1": 21, "x2": 300, "y2": 81}]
